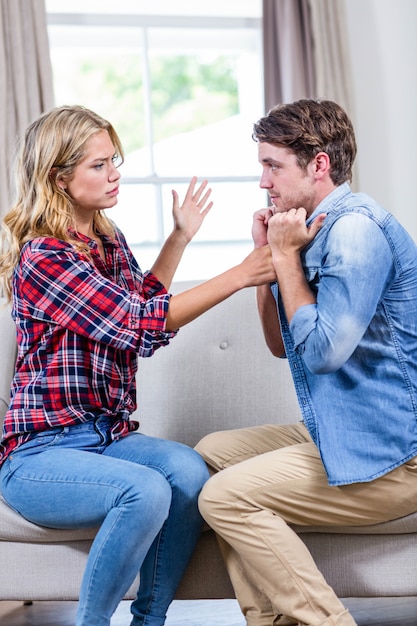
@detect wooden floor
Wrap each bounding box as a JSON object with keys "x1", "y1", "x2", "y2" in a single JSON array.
[{"x1": 0, "y1": 598, "x2": 416, "y2": 625}]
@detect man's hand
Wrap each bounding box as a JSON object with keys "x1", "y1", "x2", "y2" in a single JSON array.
[
  {"x1": 252, "y1": 207, "x2": 274, "y2": 248},
  {"x1": 267, "y1": 208, "x2": 326, "y2": 259},
  {"x1": 265, "y1": 209, "x2": 326, "y2": 323}
]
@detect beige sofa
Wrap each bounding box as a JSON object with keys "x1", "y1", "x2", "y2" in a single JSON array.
[{"x1": 1, "y1": 281, "x2": 417, "y2": 603}]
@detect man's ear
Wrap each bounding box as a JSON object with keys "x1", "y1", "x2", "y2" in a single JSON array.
[{"x1": 313, "y1": 151, "x2": 331, "y2": 179}]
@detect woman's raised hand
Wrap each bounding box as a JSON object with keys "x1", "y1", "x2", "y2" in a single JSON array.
[{"x1": 171, "y1": 176, "x2": 213, "y2": 243}]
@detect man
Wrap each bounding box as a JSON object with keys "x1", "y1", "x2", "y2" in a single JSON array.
[{"x1": 196, "y1": 99, "x2": 417, "y2": 626}]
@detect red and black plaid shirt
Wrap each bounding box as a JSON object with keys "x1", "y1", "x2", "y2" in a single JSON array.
[{"x1": 0, "y1": 228, "x2": 176, "y2": 465}]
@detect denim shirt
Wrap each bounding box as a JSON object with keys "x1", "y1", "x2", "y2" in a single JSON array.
[{"x1": 271, "y1": 183, "x2": 417, "y2": 486}]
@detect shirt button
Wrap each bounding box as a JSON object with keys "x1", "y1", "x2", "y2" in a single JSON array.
[{"x1": 219, "y1": 341, "x2": 229, "y2": 350}]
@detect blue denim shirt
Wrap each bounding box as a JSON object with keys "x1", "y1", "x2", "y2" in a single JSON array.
[{"x1": 271, "y1": 183, "x2": 417, "y2": 485}]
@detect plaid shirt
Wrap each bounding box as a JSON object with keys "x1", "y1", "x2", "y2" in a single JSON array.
[{"x1": 0, "y1": 228, "x2": 176, "y2": 466}]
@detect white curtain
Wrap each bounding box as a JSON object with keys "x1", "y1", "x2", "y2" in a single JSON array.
[{"x1": 0, "y1": 0, "x2": 54, "y2": 218}]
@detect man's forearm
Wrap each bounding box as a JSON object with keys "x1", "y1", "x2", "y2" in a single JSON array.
[
  {"x1": 272, "y1": 253, "x2": 316, "y2": 323},
  {"x1": 256, "y1": 283, "x2": 285, "y2": 357}
]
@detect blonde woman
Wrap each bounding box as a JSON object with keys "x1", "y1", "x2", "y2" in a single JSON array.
[{"x1": 0, "y1": 105, "x2": 275, "y2": 626}]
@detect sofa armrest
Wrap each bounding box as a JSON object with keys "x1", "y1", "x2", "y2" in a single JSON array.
[{"x1": 0, "y1": 302, "x2": 16, "y2": 430}]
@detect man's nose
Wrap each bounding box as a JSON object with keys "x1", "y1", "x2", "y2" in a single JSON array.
[{"x1": 259, "y1": 170, "x2": 272, "y2": 189}]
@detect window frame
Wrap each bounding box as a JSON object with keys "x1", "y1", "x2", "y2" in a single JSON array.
[{"x1": 46, "y1": 8, "x2": 265, "y2": 278}]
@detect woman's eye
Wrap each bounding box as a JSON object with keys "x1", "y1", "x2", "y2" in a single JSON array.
[{"x1": 95, "y1": 163, "x2": 104, "y2": 170}]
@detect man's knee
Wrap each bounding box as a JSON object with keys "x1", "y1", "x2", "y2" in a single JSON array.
[
  {"x1": 197, "y1": 468, "x2": 233, "y2": 529},
  {"x1": 194, "y1": 431, "x2": 226, "y2": 468}
]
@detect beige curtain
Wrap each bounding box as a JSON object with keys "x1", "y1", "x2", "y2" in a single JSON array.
[
  {"x1": 262, "y1": 0, "x2": 316, "y2": 112},
  {"x1": 0, "y1": 0, "x2": 54, "y2": 218},
  {"x1": 308, "y1": 0, "x2": 358, "y2": 187},
  {"x1": 308, "y1": 0, "x2": 354, "y2": 119},
  {"x1": 262, "y1": 0, "x2": 357, "y2": 185},
  {"x1": 262, "y1": 0, "x2": 354, "y2": 113}
]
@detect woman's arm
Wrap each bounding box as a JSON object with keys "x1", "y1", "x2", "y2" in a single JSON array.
[{"x1": 165, "y1": 245, "x2": 276, "y2": 331}]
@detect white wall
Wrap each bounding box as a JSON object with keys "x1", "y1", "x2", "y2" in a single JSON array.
[{"x1": 344, "y1": 0, "x2": 417, "y2": 241}]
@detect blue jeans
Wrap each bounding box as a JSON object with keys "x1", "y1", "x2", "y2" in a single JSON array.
[{"x1": 0, "y1": 416, "x2": 209, "y2": 626}]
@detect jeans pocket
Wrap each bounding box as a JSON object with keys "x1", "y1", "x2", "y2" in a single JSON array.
[{"x1": 9, "y1": 429, "x2": 65, "y2": 460}]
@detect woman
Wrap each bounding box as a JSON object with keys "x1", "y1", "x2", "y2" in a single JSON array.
[{"x1": 0, "y1": 105, "x2": 274, "y2": 626}]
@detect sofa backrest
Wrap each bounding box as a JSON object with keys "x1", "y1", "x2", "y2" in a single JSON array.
[
  {"x1": 134, "y1": 282, "x2": 300, "y2": 447},
  {"x1": 0, "y1": 283, "x2": 301, "y2": 446}
]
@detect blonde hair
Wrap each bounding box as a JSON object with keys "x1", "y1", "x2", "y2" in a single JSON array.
[{"x1": 0, "y1": 105, "x2": 124, "y2": 301}]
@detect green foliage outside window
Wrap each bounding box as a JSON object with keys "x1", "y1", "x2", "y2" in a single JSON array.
[{"x1": 55, "y1": 53, "x2": 239, "y2": 155}]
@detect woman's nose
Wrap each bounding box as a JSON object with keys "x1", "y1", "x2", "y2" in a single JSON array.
[{"x1": 110, "y1": 164, "x2": 121, "y2": 181}]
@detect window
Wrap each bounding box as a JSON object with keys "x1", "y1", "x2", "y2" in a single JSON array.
[{"x1": 46, "y1": 0, "x2": 264, "y2": 280}]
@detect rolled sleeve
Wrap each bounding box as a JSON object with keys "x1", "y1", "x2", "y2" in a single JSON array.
[
  {"x1": 290, "y1": 304, "x2": 317, "y2": 354},
  {"x1": 289, "y1": 214, "x2": 394, "y2": 374},
  {"x1": 128, "y1": 286, "x2": 177, "y2": 357}
]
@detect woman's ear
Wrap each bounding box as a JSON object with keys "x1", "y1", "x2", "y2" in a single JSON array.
[{"x1": 49, "y1": 168, "x2": 67, "y2": 191}]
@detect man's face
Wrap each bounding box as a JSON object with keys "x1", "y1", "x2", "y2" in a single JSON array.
[{"x1": 258, "y1": 142, "x2": 317, "y2": 217}]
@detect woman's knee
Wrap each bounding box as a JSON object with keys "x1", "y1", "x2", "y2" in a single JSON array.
[
  {"x1": 163, "y1": 443, "x2": 209, "y2": 495},
  {"x1": 185, "y1": 447, "x2": 210, "y2": 492},
  {"x1": 123, "y1": 466, "x2": 172, "y2": 524}
]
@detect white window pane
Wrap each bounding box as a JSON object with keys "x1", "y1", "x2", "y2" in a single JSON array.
[
  {"x1": 128, "y1": 241, "x2": 256, "y2": 282},
  {"x1": 46, "y1": 3, "x2": 264, "y2": 280},
  {"x1": 106, "y1": 184, "x2": 160, "y2": 244},
  {"x1": 161, "y1": 181, "x2": 265, "y2": 242},
  {"x1": 48, "y1": 25, "x2": 151, "y2": 171},
  {"x1": 46, "y1": 0, "x2": 261, "y2": 18},
  {"x1": 146, "y1": 26, "x2": 262, "y2": 177},
  {"x1": 123, "y1": 116, "x2": 260, "y2": 179}
]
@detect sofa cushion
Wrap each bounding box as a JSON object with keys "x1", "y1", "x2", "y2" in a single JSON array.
[
  {"x1": 292, "y1": 509, "x2": 417, "y2": 535},
  {"x1": 2, "y1": 488, "x2": 417, "y2": 545},
  {"x1": 0, "y1": 495, "x2": 98, "y2": 542}
]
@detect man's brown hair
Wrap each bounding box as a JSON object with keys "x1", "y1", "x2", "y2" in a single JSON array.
[{"x1": 252, "y1": 99, "x2": 357, "y2": 185}]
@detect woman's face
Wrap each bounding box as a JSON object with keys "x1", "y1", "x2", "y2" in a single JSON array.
[{"x1": 60, "y1": 130, "x2": 121, "y2": 219}]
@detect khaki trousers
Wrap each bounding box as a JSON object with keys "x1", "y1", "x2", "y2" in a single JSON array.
[{"x1": 195, "y1": 422, "x2": 417, "y2": 626}]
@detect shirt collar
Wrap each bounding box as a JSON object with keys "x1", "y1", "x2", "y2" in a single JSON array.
[
  {"x1": 306, "y1": 182, "x2": 352, "y2": 226},
  {"x1": 68, "y1": 228, "x2": 118, "y2": 249}
]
